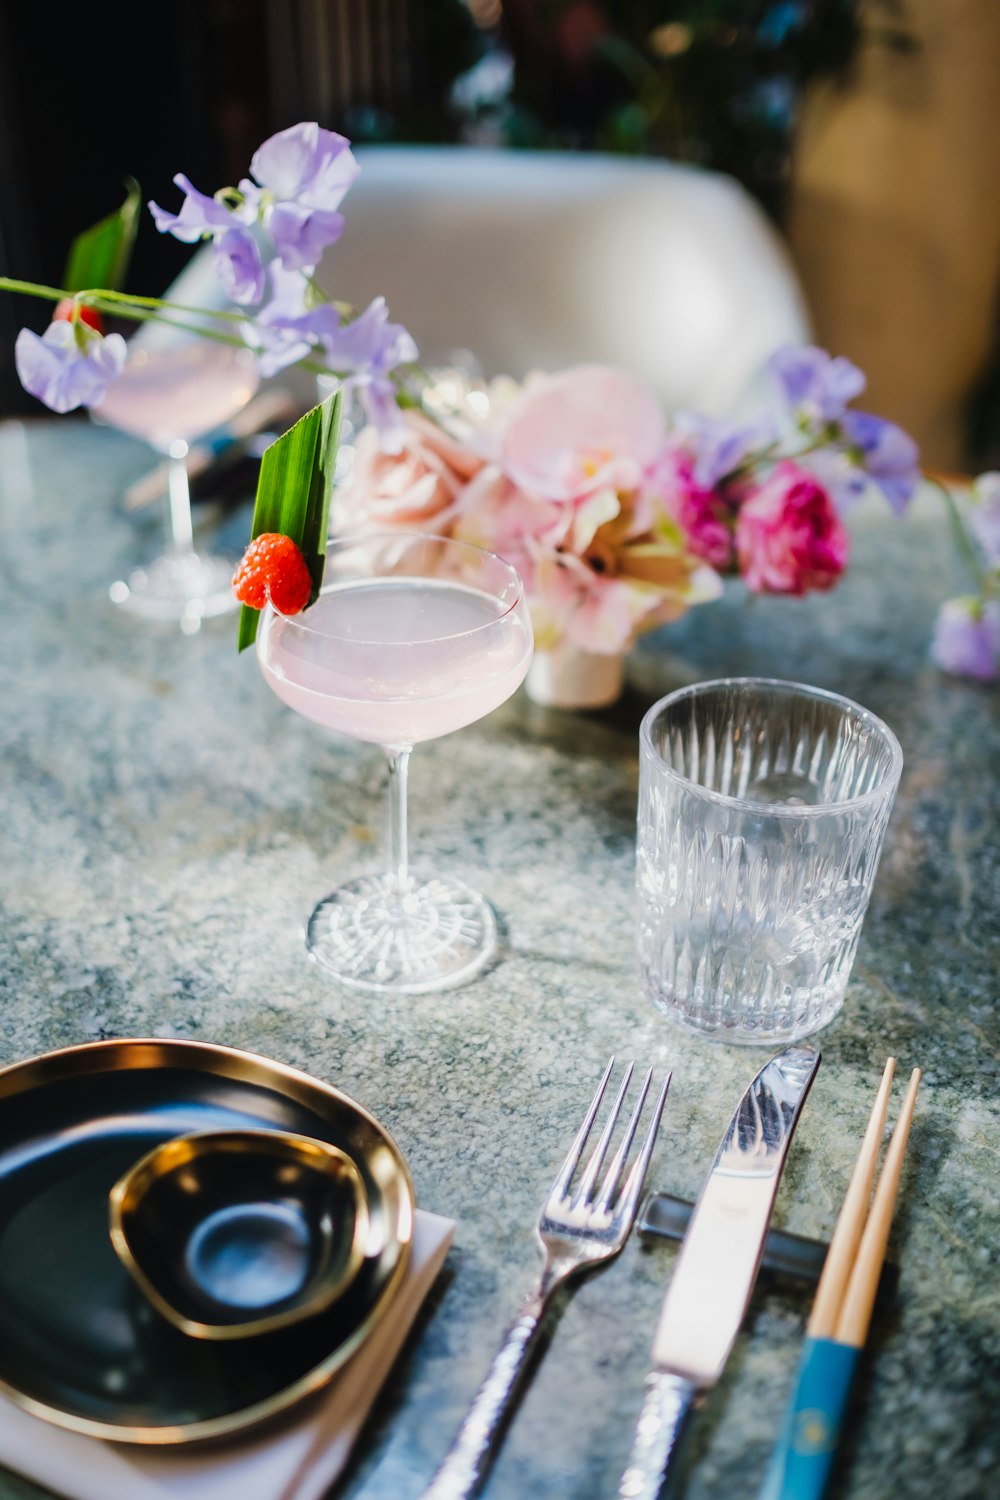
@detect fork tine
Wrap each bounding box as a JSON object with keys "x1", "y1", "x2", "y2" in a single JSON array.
[
  {"x1": 594, "y1": 1065, "x2": 652, "y2": 1214},
  {"x1": 574, "y1": 1061, "x2": 635, "y2": 1206},
  {"x1": 550, "y1": 1055, "x2": 616, "y2": 1202},
  {"x1": 612, "y1": 1070, "x2": 672, "y2": 1222}
]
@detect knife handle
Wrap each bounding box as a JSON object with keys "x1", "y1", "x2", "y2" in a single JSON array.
[
  {"x1": 420, "y1": 1287, "x2": 549, "y2": 1500},
  {"x1": 758, "y1": 1337, "x2": 860, "y2": 1500},
  {"x1": 617, "y1": 1369, "x2": 700, "y2": 1500}
]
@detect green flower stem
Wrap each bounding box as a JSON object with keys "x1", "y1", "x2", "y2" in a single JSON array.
[
  {"x1": 0, "y1": 277, "x2": 75, "y2": 303},
  {"x1": 0, "y1": 274, "x2": 375, "y2": 392},
  {"x1": 929, "y1": 476, "x2": 988, "y2": 593},
  {"x1": 0, "y1": 277, "x2": 233, "y2": 321}
]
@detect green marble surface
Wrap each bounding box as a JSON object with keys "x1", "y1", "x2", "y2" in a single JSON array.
[{"x1": 0, "y1": 417, "x2": 996, "y2": 1499}]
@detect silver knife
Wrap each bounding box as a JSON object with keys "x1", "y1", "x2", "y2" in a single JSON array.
[{"x1": 617, "y1": 1043, "x2": 821, "y2": 1500}]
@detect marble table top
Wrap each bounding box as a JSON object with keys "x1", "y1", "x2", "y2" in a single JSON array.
[{"x1": 0, "y1": 417, "x2": 996, "y2": 1500}]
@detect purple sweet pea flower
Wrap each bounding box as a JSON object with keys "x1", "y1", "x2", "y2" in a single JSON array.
[
  {"x1": 213, "y1": 225, "x2": 266, "y2": 306},
  {"x1": 841, "y1": 410, "x2": 921, "y2": 513},
  {"x1": 672, "y1": 411, "x2": 777, "y2": 489},
  {"x1": 249, "y1": 122, "x2": 359, "y2": 212},
  {"x1": 931, "y1": 596, "x2": 1000, "y2": 682},
  {"x1": 244, "y1": 124, "x2": 359, "y2": 273},
  {"x1": 770, "y1": 345, "x2": 867, "y2": 422},
  {"x1": 318, "y1": 296, "x2": 417, "y2": 375},
  {"x1": 15, "y1": 320, "x2": 127, "y2": 413},
  {"x1": 266, "y1": 201, "x2": 345, "y2": 272},
  {"x1": 355, "y1": 375, "x2": 409, "y2": 453},
  {"x1": 148, "y1": 173, "x2": 234, "y2": 242},
  {"x1": 319, "y1": 299, "x2": 417, "y2": 451},
  {"x1": 968, "y1": 472, "x2": 1000, "y2": 565}
]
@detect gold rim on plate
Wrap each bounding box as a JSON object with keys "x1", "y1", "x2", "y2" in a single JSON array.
[{"x1": 0, "y1": 1037, "x2": 414, "y2": 1444}]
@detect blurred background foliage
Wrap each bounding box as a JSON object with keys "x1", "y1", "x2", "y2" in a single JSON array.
[
  {"x1": 1, "y1": 0, "x2": 997, "y2": 467},
  {"x1": 450, "y1": 1, "x2": 866, "y2": 224}
]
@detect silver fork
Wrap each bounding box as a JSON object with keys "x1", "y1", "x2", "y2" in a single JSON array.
[{"x1": 420, "y1": 1057, "x2": 672, "y2": 1500}]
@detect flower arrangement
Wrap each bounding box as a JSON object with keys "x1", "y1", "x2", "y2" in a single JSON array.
[
  {"x1": 335, "y1": 347, "x2": 920, "y2": 661},
  {"x1": 1, "y1": 119, "x2": 996, "y2": 682}
]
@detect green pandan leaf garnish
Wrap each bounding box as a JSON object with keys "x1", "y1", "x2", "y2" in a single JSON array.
[
  {"x1": 63, "y1": 178, "x2": 141, "y2": 294},
  {"x1": 237, "y1": 388, "x2": 343, "y2": 652}
]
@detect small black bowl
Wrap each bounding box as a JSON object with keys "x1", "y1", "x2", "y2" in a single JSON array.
[{"x1": 109, "y1": 1129, "x2": 370, "y2": 1339}]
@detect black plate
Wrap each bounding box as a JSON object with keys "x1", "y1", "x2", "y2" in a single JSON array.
[{"x1": 0, "y1": 1039, "x2": 413, "y2": 1443}]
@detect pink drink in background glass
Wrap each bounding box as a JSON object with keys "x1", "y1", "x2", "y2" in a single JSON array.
[
  {"x1": 254, "y1": 532, "x2": 534, "y2": 995},
  {"x1": 96, "y1": 343, "x2": 260, "y2": 627},
  {"x1": 94, "y1": 344, "x2": 259, "y2": 450},
  {"x1": 258, "y1": 577, "x2": 533, "y2": 746}
]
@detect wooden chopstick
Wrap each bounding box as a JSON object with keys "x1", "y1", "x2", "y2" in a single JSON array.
[
  {"x1": 835, "y1": 1067, "x2": 921, "y2": 1348},
  {"x1": 807, "y1": 1057, "x2": 896, "y2": 1340}
]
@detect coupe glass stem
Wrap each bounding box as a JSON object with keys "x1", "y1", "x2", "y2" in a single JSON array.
[
  {"x1": 386, "y1": 746, "x2": 412, "y2": 892},
  {"x1": 167, "y1": 440, "x2": 194, "y2": 556}
]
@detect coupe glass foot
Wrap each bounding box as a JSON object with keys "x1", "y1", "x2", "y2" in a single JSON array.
[
  {"x1": 306, "y1": 873, "x2": 497, "y2": 993},
  {"x1": 110, "y1": 552, "x2": 238, "y2": 632}
]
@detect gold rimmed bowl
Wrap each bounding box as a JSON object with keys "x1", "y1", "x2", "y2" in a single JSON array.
[
  {"x1": 0, "y1": 1038, "x2": 414, "y2": 1443},
  {"x1": 109, "y1": 1129, "x2": 371, "y2": 1340}
]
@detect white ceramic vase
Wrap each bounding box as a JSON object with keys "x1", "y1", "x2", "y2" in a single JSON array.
[{"x1": 524, "y1": 643, "x2": 626, "y2": 709}]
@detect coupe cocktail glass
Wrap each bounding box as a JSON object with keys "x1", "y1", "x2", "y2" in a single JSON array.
[
  {"x1": 257, "y1": 532, "x2": 534, "y2": 993},
  {"x1": 95, "y1": 340, "x2": 260, "y2": 630}
]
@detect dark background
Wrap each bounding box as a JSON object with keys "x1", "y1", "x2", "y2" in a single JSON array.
[{"x1": 1, "y1": 0, "x2": 997, "y2": 465}]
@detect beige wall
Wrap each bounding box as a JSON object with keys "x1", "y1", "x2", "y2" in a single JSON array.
[{"x1": 788, "y1": 0, "x2": 1000, "y2": 469}]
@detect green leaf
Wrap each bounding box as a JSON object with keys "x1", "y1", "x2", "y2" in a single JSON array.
[
  {"x1": 62, "y1": 178, "x2": 141, "y2": 294},
  {"x1": 238, "y1": 389, "x2": 343, "y2": 652}
]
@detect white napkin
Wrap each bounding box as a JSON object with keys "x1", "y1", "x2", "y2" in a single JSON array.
[{"x1": 0, "y1": 1209, "x2": 453, "y2": 1500}]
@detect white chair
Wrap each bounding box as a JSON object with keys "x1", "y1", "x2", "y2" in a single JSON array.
[{"x1": 157, "y1": 145, "x2": 811, "y2": 416}]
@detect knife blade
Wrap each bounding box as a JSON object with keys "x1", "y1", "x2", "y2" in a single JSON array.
[{"x1": 617, "y1": 1043, "x2": 821, "y2": 1500}]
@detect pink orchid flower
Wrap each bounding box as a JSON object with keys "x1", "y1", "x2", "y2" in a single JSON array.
[{"x1": 500, "y1": 364, "x2": 666, "y2": 502}]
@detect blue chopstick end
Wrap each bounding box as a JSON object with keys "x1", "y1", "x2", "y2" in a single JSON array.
[{"x1": 759, "y1": 1338, "x2": 861, "y2": 1500}]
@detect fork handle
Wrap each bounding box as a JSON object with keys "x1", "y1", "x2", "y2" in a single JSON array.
[
  {"x1": 617, "y1": 1370, "x2": 700, "y2": 1500},
  {"x1": 420, "y1": 1284, "x2": 552, "y2": 1500}
]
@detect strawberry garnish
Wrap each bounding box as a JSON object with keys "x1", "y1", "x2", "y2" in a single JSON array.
[
  {"x1": 53, "y1": 298, "x2": 104, "y2": 334},
  {"x1": 232, "y1": 533, "x2": 313, "y2": 616}
]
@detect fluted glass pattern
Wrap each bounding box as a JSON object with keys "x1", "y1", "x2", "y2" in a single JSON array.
[{"x1": 637, "y1": 678, "x2": 903, "y2": 1043}]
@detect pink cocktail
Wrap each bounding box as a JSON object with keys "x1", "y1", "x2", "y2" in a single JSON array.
[
  {"x1": 95, "y1": 341, "x2": 260, "y2": 629},
  {"x1": 257, "y1": 533, "x2": 533, "y2": 992}
]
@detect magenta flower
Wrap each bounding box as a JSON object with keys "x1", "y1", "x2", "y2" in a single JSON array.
[
  {"x1": 735, "y1": 460, "x2": 849, "y2": 595},
  {"x1": 931, "y1": 597, "x2": 1000, "y2": 682},
  {"x1": 500, "y1": 365, "x2": 666, "y2": 501},
  {"x1": 770, "y1": 345, "x2": 866, "y2": 423},
  {"x1": 15, "y1": 320, "x2": 127, "y2": 413},
  {"x1": 645, "y1": 443, "x2": 733, "y2": 569}
]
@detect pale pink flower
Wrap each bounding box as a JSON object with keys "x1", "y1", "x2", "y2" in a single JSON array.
[
  {"x1": 500, "y1": 364, "x2": 666, "y2": 501},
  {"x1": 735, "y1": 461, "x2": 849, "y2": 596},
  {"x1": 336, "y1": 409, "x2": 483, "y2": 531},
  {"x1": 531, "y1": 547, "x2": 721, "y2": 654}
]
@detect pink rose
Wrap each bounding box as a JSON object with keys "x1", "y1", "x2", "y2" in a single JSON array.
[
  {"x1": 336, "y1": 409, "x2": 483, "y2": 531},
  {"x1": 735, "y1": 461, "x2": 849, "y2": 595}
]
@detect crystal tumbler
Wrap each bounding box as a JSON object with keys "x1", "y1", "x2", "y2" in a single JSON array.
[{"x1": 637, "y1": 678, "x2": 903, "y2": 1043}]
